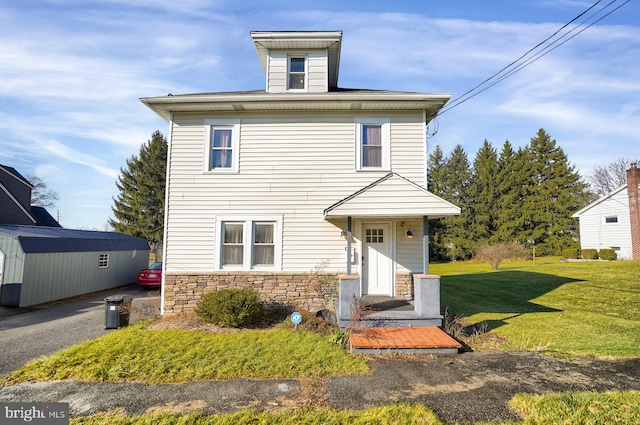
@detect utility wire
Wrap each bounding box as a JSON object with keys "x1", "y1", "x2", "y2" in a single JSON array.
[{"x1": 435, "y1": 0, "x2": 628, "y2": 117}]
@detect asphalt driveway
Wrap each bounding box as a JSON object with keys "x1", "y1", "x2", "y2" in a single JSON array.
[{"x1": 0, "y1": 285, "x2": 159, "y2": 377}]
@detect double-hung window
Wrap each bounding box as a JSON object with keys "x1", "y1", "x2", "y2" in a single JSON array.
[
  {"x1": 215, "y1": 216, "x2": 282, "y2": 270},
  {"x1": 288, "y1": 56, "x2": 306, "y2": 90},
  {"x1": 355, "y1": 117, "x2": 390, "y2": 171},
  {"x1": 204, "y1": 119, "x2": 240, "y2": 173}
]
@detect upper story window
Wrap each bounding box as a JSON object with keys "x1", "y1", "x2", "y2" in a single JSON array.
[
  {"x1": 288, "y1": 57, "x2": 306, "y2": 90},
  {"x1": 204, "y1": 119, "x2": 240, "y2": 173},
  {"x1": 605, "y1": 216, "x2": 618, "y2": 223},
  {"x1": 355, "y1": 117, "x2": 391, "y2": 171}
]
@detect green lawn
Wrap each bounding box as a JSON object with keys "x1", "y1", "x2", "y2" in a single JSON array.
[
  {"x1": 432, "y1": 258, "x2": 640, "y2": 357},
  {"x1": 3, "y1": 257, "x2": 639, "y2": 424},
  {"x1": 67, "y1": 392, "x2": 640, "y2": 425},
  {"x1": 2, "y1": 324, "x2": 369, "y2": 385}
]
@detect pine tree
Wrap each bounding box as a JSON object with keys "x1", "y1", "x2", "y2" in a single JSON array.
[
  {"x1": 110, "y1": 131, "x2": 167, "y2": 243},
  {"x1": 521, "y1": 129, "x2": 589, "y2": 255},
  {"x1": 427, "y1": 145, "x2": 447, "y2": 195},
  {"x1": 440, "y1": 145, "x2": 472, "y2": 260},
  {"x1": 427, "y1": 145, "x2": 449, "y2": 259},
  {"x1": 494, "y1": 141, "x2": 531, "y2": 243},
  {"x1": 466, "y1": 140, "x2": 498, "y2": 251}
]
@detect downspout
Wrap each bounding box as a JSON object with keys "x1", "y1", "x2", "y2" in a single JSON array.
[
  {"x1": 347, "y1": 216, "x2": 352, "y2": 275},
  {"x1": 423, "y1": 110, "x2": 428, "y2": 189},
  {"x1": 159, "y1": 113, "x2": 173, "y2": 316}
]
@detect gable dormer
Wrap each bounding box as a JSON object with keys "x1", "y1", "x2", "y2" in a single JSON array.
[{"x1": 251, "y1": 31, "x2": 342, "y2": 93}]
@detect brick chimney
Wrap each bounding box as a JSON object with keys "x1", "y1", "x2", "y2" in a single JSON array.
[{"x1": 628, "y1": 163, "x2": 640, "y2": 261}]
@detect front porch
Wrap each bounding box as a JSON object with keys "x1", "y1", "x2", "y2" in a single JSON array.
[
  {"x1": 336, "y1": 273, "x2": 461, "y2": 353},
  {"x1": 337, "y1": 273, "x2": 444, "y2": 329}
]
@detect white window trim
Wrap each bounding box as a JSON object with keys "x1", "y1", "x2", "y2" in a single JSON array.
[
  {"x1": 214, "y1": 215, "x2": 283, "y2": 271},
  {"x1": 354, "y1": 117, "x2": 391, "y2": 171},
  {"x1": 604, "y1": 215, "x2": 618, "y2": 224},
  {"x1": 287, "y1": 55, "x2": 307, "y2": 92},
  {"x1": 204, "y1": 119, "x2": 240, "y2": 173},
  {"x1": 98, "y1": 253, "x2": 109, "y2": 269}
]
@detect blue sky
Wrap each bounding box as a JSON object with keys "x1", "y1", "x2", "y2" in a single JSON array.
[{"x1": 1, "y1": 0, "x2": 638, "y2": 230}]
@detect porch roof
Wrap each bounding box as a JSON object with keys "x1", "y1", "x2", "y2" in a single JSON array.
[{"x1": 323, "y1": 173, "x2": 460, "y2": 219}]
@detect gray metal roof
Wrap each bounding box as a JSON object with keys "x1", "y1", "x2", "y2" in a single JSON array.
[{"x1": 0, "y1": 225, "x2": 150, "y2": 254}]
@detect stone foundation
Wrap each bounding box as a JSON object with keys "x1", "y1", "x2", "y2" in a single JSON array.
[
  {"x1": 395, "y1": 272, "x2": 414, "y2": 300},
  {"x1": 163, "y1": 272, "x2": 339, "y2": 315}
]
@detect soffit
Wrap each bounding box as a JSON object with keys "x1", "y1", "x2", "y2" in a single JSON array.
[{"x1": 140, "y1": 92, "x2": 451, "y2": 121}]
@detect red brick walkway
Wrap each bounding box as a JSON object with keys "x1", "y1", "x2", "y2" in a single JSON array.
[{"x1": 349, "y1": 326, "x2": 462, "y2": 353}]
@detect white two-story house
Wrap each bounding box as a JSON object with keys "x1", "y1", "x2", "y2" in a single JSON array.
[{"x1": 142, "y1": 31, "x2": 460, "y2": 319}]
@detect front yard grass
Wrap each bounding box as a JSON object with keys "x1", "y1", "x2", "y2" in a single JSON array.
[
  {"x1": 71, "y1": 404, "x2": 443, "y2": 425},
  {"x1": 2, "y1": 324, "x2": 369, "y2": 385},
  {"x1": 67, "y1": 392, "x2": 640, "y2": 425},
  {"x1": 434, "y1": 258, "x2": 640, "y2": 357}
]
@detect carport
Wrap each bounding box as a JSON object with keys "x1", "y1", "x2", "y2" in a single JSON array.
[{"x1": 0, "y1": 225, "x2": 149, "y2": 307}]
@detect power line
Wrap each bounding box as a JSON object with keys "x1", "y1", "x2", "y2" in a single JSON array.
[{"x1": 435, "y1": 0, "x2": 629, "y2": 117}]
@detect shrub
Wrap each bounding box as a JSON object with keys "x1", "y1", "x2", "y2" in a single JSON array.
[
  {"x1": 562, "y1": 248, "x2": 580, "y2": 259},
  {"x1": 581, "y1": 249, "x2": 598, "y2": 260},
  {"x1": 598, "y1": 248, "x2": 617, "y2": 261},
  {"x1": 477, "y1": 242, "x2": 529, "y2": 271},
  {"x1": 196, "y1": 288, "x2": 265, "y2": 327}
]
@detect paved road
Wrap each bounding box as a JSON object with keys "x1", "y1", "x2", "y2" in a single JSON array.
[{"x1": 0, "y1": 285, "x2": 157, "y2": 377}]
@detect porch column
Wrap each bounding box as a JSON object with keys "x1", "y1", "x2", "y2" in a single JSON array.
[
  {"x1": 423, "y1": 216, "x2": 429, "y2": 274},
  {"x1": 338, "y1": 273, "x2": 361, "y2": 329},
  {"x1": 347, "y1": 216, "x2": 352, "y2": 275},
  {"x1": 414, "y1": 274, "x2": 443, "y2": 326}
]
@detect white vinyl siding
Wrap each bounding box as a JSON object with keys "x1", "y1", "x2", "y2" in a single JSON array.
[
  {"x1": 395, "y1": 220, "x2": 423, "y2": 272},
  {"x1": 575, "y1": 187, "x2": 633, "y2": 260},
  {"x1": 267, "y1": 50, "x2": 327, "y2": 93},
  {"x1": 164, "y1": 111, "x2": 428, "y2": 273}
]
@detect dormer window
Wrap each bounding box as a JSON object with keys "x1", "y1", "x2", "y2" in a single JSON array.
[{"x1": 288, "y1": 57, "x2": 306, "y2": 90}]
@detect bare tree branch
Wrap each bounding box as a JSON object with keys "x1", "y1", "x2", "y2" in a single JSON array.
[
  {"x1": 586, "y1": 157, "x2": 638, "y2": 197},
  {"x1": 26, "y1": 175, "x2": 59, "y2": 208}
]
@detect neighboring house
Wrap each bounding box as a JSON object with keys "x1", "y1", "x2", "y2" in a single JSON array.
[
  {"x1": 0, "y1": 164, "x2": 61, "y2": 227},
  {"x1": 0, "y1": 225, "x2": 150, "y2": 307},
  {"x1": 141, "y1": 31, "x2": 460, "y2": 319},
  {"x1": 572, "y1": 164, "x2": 640, "y2": 260},
  {"x1": 0, "y1": 164, "x2": 150, "y2": 307}
]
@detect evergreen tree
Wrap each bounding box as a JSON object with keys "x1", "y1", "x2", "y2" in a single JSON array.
[
  {"x1": 494, "y1": 141, "x2": 531, "y2": 243},
  {"x1": 110, "y1": 131, "x2": 167, "y2": 243},
  {"x1": 427, "y1": 144, "x2": 447, "y2": 195},
  {"x1": 466, "y1": 140, "x2": 498, "y2": 251},
  {"x1": 521, "y1": 129, "x2": 589, "y2": 255},
  {"x1": 440, "y1": 145, "x2": 472, "y2": 260},
  {"x1": 427, "y1": 145, "x2": 448, "y2": 259}
]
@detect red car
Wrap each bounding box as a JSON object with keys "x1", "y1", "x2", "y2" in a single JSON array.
[{"x1": 137, "y1": 262, "x2": 162, "y2": 287}]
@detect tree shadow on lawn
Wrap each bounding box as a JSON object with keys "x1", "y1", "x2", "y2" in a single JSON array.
[{"x1": 441, "y1": 270, "x2": 583, "y2": 332}]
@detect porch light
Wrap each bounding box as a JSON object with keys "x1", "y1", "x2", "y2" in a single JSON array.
[
  {"x1": 340, "y1": 229, "x2": 346, "y2": 238},
  {"x1": 405, "y1": 229, "x2": 413, "y2": 239}
]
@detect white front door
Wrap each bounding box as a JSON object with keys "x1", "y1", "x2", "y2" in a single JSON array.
[{"x1": 362, "y1": 223, "x2": 393, "y2": 295}]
